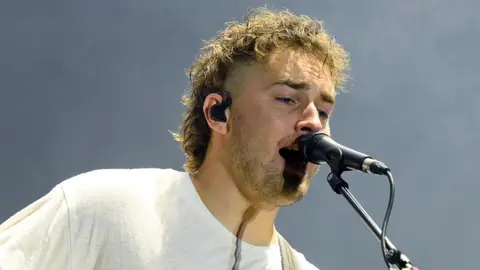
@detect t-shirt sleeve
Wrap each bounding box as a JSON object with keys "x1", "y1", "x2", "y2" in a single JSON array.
[{"x1": 0, "y1": 184, "x2": 71, "y2": 270}]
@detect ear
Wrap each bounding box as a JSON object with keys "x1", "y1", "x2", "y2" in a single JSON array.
[{"x1": 203, "y1": 93, "x2": 229, "y2": 135}]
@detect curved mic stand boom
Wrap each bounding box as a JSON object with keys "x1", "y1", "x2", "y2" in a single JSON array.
[{"x1": 324, "y1": 158, "x2": 419, "y2": 269}]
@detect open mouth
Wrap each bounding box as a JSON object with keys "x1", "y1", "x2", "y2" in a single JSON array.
[{"x1": 279, "y1": 143, "x2": 308, "y2": 176}]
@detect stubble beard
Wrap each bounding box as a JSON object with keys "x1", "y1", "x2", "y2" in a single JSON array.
[{"x1": 226, "y1": 117, "x2": 305, "y2": 208}]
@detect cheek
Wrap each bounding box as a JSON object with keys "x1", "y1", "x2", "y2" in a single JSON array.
[
  {"x1": 246, "y1": 107, "x2": 281, "y2": 133},
  {"x1": 322, "y1": 122, "x2": 331, "y2": 135},
  {"x1": 239, "y1": 102, "x2": 294, "y2": 144}
]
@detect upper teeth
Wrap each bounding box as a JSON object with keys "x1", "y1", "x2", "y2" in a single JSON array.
[{"x1": 286, "y1": 144, "x2": 299, "y2": 151}]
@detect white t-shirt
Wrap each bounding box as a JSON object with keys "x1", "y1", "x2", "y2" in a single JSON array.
[{"x1": 0, "y1": 168, "x2": 319, "y2": 270}]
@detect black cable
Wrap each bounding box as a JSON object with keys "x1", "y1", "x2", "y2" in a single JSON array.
[
  {"x1": 381, "y1": 171, "x2": 396, "y2": 269},
  {"x1": 231, "y1": 207, "x2": 257, "y2": 270},
  {"x1": 231, "y1": 219, "x2": 246, "y2": 270}
]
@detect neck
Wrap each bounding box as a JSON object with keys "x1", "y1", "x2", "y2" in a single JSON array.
[{"x1": 189, "y1": 157, "x2": 279, "y2": 246}]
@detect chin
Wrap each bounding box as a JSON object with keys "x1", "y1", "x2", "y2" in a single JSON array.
[
  {"x1": 272, "y1": 176, "x2": 308, "y2": 206},
  {"x1": 252, "y1": 162, "x2": 316, "y2": 208},
  {"x1": 281, "y1": 165, "x2": 318, "y2": 203}
]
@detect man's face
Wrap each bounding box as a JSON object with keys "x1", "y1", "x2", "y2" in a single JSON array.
[{"x1": 224, "y1": 49, "x2": 336, "y2": 207}]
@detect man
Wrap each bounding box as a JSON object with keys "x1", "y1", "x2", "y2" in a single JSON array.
[{"x1": 0, "y1": 7, "x2": 349, "y2": 270}]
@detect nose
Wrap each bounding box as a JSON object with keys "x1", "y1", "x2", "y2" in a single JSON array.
[{"x1": 295, "y1": 103, "x2": 324, "y2": 134}]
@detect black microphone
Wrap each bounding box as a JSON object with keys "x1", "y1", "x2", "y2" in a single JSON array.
[{"x1": 298, "y1": 133, "x2": 390, "y2": 175}]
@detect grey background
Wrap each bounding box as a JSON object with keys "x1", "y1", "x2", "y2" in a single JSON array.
[{"x1": 1, "y1": 0, "x2": 478, "y2": 269}]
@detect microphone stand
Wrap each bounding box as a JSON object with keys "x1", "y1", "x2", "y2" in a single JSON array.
[{"x1": 326, "y1": 168, "x2": 419, "y2": 270}]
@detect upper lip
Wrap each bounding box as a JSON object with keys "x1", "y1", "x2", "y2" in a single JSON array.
[{"x1": 280, "y1": 137, "x2": 301, "y2": 151}]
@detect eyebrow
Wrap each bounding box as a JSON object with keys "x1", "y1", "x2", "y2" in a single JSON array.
[
  {"x1": 320, "y1": 91, "x2": 336, "y2": 104},
  {"x1": 277, "y1": 79, "x2": 336, "y2": 104},
  {"x1": 277, "y1": 79, "x2": 310, "y2": 91}
]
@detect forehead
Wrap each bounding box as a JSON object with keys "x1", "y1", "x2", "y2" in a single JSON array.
[{"x1": 262, "y1": 49, "x2": 336, "y2": 100}]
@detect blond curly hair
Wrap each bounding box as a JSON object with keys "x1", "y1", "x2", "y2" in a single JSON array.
[{"x1": 172, "y1": 7, "x2": 350, "y2": 173}]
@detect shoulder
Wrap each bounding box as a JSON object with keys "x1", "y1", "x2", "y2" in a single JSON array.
[
  {"x1": 61, "y1": 167, "x2": 185, "y2": 193},
  {"x1": 58, "y1": 168, "x2": 188, "y2": 213}
]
